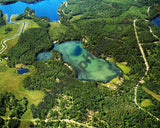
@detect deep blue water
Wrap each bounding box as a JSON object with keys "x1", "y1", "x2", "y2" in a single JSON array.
[
  {"x1": 72, "y1": 46, "x2": 82, "y2": 56},
  {"x1": 17, "y1": 68, "x2": 30, "y2": 74},
  {"x1": 0, "y1": 0, "x2": 65, "y2": 22},
  {"x1": 36, "y1": 51, "x2": 53, "y2": 61},
  {"x1": 152, "y1": 16, "x2": 160, "y2": 28}
]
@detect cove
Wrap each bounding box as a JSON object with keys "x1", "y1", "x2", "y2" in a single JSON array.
[
  {"x1": 152, "y1": 16, "x2": 160, "y2": 28},
  {"x1": 0, "y1": 0, "x2": 65, "y2": 22},
  {"x1": 17, "y1": 68, "x2": 30, "y2": 75},
  {"x1": 53, "y1": 41, "x2": 122, "y2": 83}
]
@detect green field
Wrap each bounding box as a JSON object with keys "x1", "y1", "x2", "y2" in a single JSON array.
[
  {"x1": 0, "y1": 60, "x2": 45, "y2": 127},
  {"x1": 0, "y1": 18, "x2": 39, "y2": 54},
  {"x1": 116, "y1": 62, "x2": 131, "y2": 74},
  {"x1": 0, "y1": 23, "x2": 19, "y2": 50},
  {"x1": 141, "y1": 99, "x2": 153, "y2": 107},
  {"x1": 0, "y1": 61, "x2": 44, "y2": 104},
  {"x1": 49, "y1": 21, "x2": 67, "y2": 41},
  {"x1": 142, "y1": 86, "x2": 160, "y2": 101}
]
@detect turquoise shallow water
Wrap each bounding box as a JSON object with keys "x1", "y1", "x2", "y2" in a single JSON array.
[
  {"x1": 54, "y1": 41, "x2": 122, "y2": 83},
  {"x1": 36, "y1": 51, "x2": 53, "y2": 61},
  {"x1": 0, "y1": 0, "x2": 65, "y2": 22}
]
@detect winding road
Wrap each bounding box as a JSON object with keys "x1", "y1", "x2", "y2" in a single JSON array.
[
  {"x1": 149, "y1": 26, "x2": 160, "y2": 40},
  {"x1": 0, "y1": 21, "x2": 25, "y2": 54},
  {"x1": 133, "y1": 19, "x2": 160, "y2": 121}
]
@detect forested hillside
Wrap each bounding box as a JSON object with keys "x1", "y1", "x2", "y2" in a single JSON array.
[{"x1": 7, "y1": 28, "x2": 53, "y2": 67}]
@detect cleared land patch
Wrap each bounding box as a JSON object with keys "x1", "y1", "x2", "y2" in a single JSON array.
[
  {"x1": 0, "y1": 61, "x2": 45, "y2": 123},
  {"x1": 49, "y1": 21, "x2": 67, "y2": 41},
  {"x1": 0, "y1": 23, "x2": 19, "y2": 50},
  {"x1": 141, "y1": 99, "x2": 153, "y2": 107},
  {"x1": 142, "y1": 86, "x2": 160, "y2": 101},
  {"x1": 0, "y1": 18, "x2": 39, "y2": 54},
  {"x1": 0, "y1": 61, "x2": 44, "y2": 104}
]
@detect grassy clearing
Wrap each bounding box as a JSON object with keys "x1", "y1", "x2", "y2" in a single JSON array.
[
  {"x1": 120, "y1": 6, "x2": 148, "y2": 19},
  {"x1": 2, "y1": 37, "x2": 19, "y2": 54},
  {"x1": 0, "y1": 61, "x2": 44, "y2": 105},
  {"x1": 0, "y1": 60, "x2": 45, "y2": 123},
  {"x1": 141, "y1": 99, "x2": 153, "y2": 107},
  {"x1": 10, "y1": 15, "x2": 39, "y2": 32},
  {"x1": 70, "y1": 15, "x2": 82, "y2": 22},
  {"x1": 100, "y1": 76, "x2": 121, "y2": 89},
  {"x1": 19, "y1": 19, "x2": 39, "y2": 31},
  {"x1": 0, "y1": 18, "x2": 39, "y2": 54},
  {"x1": 100, "y1": 59, "x2": 130, "y2": 89},
  {"x1": 116, "y1": 62, "x2": 131, "y2": 74},
  {"x1": 0, "y1": 23, "x2": 19, "y2": 50},
  {"x1": 142, "y1": 86, "x2": 160, "y2": 101},
  {"x1": 20, "y1": 109, "x2": 34, "y2": 128},
  {"x1": 106, "y1": 57, "x2": 131, "y2": 74}
]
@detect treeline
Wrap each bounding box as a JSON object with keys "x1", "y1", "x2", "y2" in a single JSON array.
[
  {"x1": 7, "y1": 27, "x2": 53, "y2": 67},
  {"x1": 0, "y1": 92, "x2": 28, "y2": 128},
  {"x1": 137, "y1": 85, "x2": 160, "y2": 119},
  {"x1": 0, "y1": 0, "x2": 42, "y2": 4},
  {"x1": 143, "y1": 44, "x2": 160, "y2": 94},
  {"x1": 136, "y1": 19, "x2": 159, "y2": 43},
  {"x1": 137, "y1": 0, "x2": 160, "y2": 6},
  {"x1": 0, "y1": 10, "x2": 6, "y2": 27},
  {"x1": 16, "y1": 7, "x2": 50, "y2": 28},
  {"x1": 58, "y1": 0, "x2": 133, "y2": 24}
]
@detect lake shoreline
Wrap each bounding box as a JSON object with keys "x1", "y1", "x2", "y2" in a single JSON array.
[
  {"x1": 0, "y1": 0, "x2": 43, "y2": 5},
  {"x1": 0, "y1": 0, "x2": 65, "y2": 22}
]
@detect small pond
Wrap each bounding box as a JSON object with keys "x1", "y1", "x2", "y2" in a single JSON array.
[
  {"x1": 36, "y1": 51, "x2": 53, "y2": 61},
  {"x1": 17, "y1": 68, "x2": 30, "y2": 75}
]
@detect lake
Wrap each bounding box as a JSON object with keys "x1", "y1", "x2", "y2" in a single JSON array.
[
  {"x1": 0, "y1": 0, "x2": 65, "y2": 22},
  {"x1": 152, "y1": 16, "x2": 160, "y2": 28},
  {"x1": 53, "y1": 41, "x2": 122, "y2": 83}
]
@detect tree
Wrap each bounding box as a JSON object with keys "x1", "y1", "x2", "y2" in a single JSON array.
[
  {"x1": 0, "y1": 10, "x2": 6, "y2": 27},
  {"x1": 0, "y1": 117, "x2": 4, "y2": 128},
  {"x1": 8, "y1": 119, "x2": 20, "y2": 128}
]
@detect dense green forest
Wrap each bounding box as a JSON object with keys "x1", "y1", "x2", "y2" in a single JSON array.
[
  {"x1": 0, "y1": 0, "x2": 160, "y2": 127},
  {"x1": 7, "y1": 27, "x2": 53, "y2": 67},
  {"x1": 0, "y1": 93, "x2": 28, "y2": 127},
  {"x1": 0, "y1": 10, "x2": 6, "y2": 27}
]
